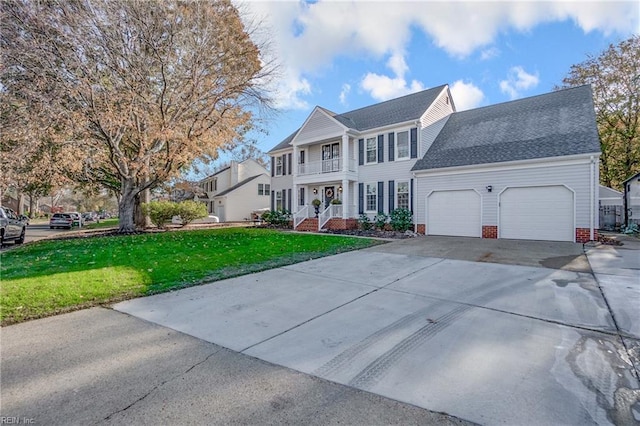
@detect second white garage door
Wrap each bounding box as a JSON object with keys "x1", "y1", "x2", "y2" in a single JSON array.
[
  {"x1": 427, "y1": 190, "x2": 481, "y2": 237},
  {"x1": 500, "y1": 186, "x2": 574, "y2": 242}
]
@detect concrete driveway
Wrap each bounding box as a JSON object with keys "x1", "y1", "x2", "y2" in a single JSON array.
[
  {"x1": 111, "y1": 236, "x2": 639, "y2": 425},
  {"x1": 2, "y1": 235, "x2": 638, "y2": 424}
]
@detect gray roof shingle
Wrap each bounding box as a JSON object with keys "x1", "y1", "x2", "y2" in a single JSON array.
[
  {"x1": 268, "y1": 85, "x2": 447, "y2": 153},
  {"x1": 334, "y1": 85, "x2": 446, "y2": 131},
  {"x1": 412, "y1": 85, "x2": 601, "y2": 171},
  {"x1": 214, "y1": 174, "x2": 263, "y2": 197}
]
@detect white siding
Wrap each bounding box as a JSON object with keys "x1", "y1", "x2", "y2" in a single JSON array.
[
  {"x1": 238, "y1": 159, "x2": 269, "y2": 182},
  {"x1": 295, "y1": 109, "x2": 344, "y2": 144},
  {"x1": 359, "y1": 159, "x2": 417, "y2": 216},
  {"x1": 415, "y1": 160, "x2": 595, "y2": 230},
  {"x1": 421, "y1": 116, "x2": 449, "y2": 157},
  {"x1": 219, "y1": 175, "x2": 271, "y2": 221},
  {"x1": 420, "y1": 89, "x2": 454, "y2": 128}
]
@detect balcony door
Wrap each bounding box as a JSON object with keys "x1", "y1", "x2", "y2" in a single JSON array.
[{"x1": 322, "y1": 143, "x2": 340, "y2": 173}]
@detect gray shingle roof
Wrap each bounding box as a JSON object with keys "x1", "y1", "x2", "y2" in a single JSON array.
[
  {"x1": 214, "y1": 174, "x2": 263, "y2": 197},
  {"x1": 268, "y1": 129, "x2": 298, "y2": 153},
  {"x1": 412, "y1": 85, "x2": 601, "y2": 171},
  {"x1": 268, "y1": 85, "x2": 447, "y2": 153},
  {"x1": 335, "y1": 85, "x2": 447, "y2": 131}
]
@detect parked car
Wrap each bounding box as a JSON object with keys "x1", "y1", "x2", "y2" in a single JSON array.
[
  {"x1": 19, "y1": 214, "x2": 30, "y2": 225},
  {"x1": 0, "y1": 206, "x2": 26, "y2": 245},
  {"x1": 66, "y1": 212, "x2": 83, "y2": 227},
  {"x1": 82, "y1": 212, "x2": 97, "y2": 223},
  {"x1": 50, "y1": 213, "x2": 74, "y2": 229}
]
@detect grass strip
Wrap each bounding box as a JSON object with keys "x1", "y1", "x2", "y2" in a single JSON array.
[{"x1": 1, "y1": 227, "x2": 381, "y2": 325}]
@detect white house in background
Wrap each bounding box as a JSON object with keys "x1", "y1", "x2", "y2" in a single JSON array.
[
  {"x1": 197, "y1": 159, "x2": 270, "y2": 222},
  {"x1": 267, "y1": 84, "x2": 601, "y2": 242},
  {"x1": 599, "y1": 185, "x2": 623, "y2": 230},
  {"x1": 623, "y1": 172, "x2": 640, "y2": 226}
]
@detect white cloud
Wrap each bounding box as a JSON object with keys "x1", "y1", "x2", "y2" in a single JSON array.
[
  {"x1": 236, "y1": 0, "x2": 637, "y2": 109},
  {"x1": 339, "y1": 84, "x2": 351, "y2": 105},
  {"x1": 450, "y1": 80, "x2": 485, "y2": 111},
  {"x1": 480, "y1": 47, "x2": 500, "y2": 61},
  {"x1": 360, "y1": 53, "x2": 425, "y2": 101},
  {"x1": 499, "y1": 66, "x2": 540, "y2": 99}
]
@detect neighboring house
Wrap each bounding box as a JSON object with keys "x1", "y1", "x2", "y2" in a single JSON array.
[
  {"x1": 623, "y1": 171, "x2": 640, "y2": 227},
  {"x1": 268, "y1": 84, "x2": 601, "y2": 242},
  {"x1": 196, "y1": 159, "x2": 270, "y2": 222},
  {"x1": 599, "y1": 185, "x2": 623, "y2": 231}
]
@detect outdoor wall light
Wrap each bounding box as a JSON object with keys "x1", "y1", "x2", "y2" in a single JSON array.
[
  {"x1": 486, "y1": 185, "x2": 493, "y2": 192},
  {"x1": 313, "y1": 188, "x2": 318, "y2": 194},
  {"x1": 338, "y1": 186, "x2": 343, "y2": 192}
]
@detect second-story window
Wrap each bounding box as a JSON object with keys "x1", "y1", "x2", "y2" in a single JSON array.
[
  {"x1": 396, "y1": 131, "x2": 409, "y2": 160},
  {"x1": 365, "y1": 137, "x2": 377, "y2": 164},
  {"x1": 258, "y1": 183, "x2": 270, "y2": 196},
  {"x1": 275, "y1": 156, "x2": 283, "y2": 176}
]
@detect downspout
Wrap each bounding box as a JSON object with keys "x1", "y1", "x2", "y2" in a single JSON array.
[{"x1": 590, "y1": 155, "x2": 595, "y2": 241}]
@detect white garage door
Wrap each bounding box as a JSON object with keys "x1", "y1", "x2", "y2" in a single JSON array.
[
  {"x1": 500, "y1": 186, "x2": 574, "y2": 241},
  {"x1": 427, "y1": 190, "x2": 481, "y2": 237}
]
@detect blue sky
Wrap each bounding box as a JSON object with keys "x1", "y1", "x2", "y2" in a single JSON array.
[{"x1": 234, "y1": 0, "x2": 639, "y2": 161}]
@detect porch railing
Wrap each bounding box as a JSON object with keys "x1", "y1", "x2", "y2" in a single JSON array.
[
  {"x1": 293, "y1": 205, "x2": 310, "y2": 228},
  {"x1": 319, "y1": 204, "x2": 343, "y2": 230}
]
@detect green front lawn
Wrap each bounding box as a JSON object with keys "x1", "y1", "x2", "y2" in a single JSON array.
[{"x1": 1, "y1": 227, "x2": 380, "y2": 325}]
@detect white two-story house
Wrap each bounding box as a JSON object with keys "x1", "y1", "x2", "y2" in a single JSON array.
[
  {"x1": 197, "y1": 159, "x2": 271, "y2": 222},
  {"x1": 269, "y1": 84, "x2": 453, "y2": 231},
  {"x1": 268, "y1": 84, "x2": 601, "y2": 242}
]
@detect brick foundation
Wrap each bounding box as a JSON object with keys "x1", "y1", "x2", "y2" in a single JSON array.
[
  {"x1": 322, "y1": 218, "x2": 358, "y2": 230},
  {"x1": 575, "y1": 228, "x2": 596, "y2": 243},
  {"x1": 416, "y1": 224, "x2": 426, "y2": 235},
  {"x1": 482, "y1": 225, "x2": 498, "y2": 239}
]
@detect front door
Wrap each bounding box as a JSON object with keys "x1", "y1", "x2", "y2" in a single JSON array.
[{"x1": 324, "y1": 186, "x2": 335, "y2": 208}]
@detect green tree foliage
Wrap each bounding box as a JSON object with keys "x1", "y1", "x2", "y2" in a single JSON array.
[
  {"x1": 174, "y1": 201, "x2": 208, "y2": 227},
  {"x1": 142, "y1": 201, "x2": 176, "y2": 229},
  {"x1": 558, "y1": 36, "x2": 640, "y2": 190}
]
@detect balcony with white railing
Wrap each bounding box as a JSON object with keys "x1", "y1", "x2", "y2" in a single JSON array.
[{"x1": 297, "y1": 158, "x2": 357, "y2": 177}]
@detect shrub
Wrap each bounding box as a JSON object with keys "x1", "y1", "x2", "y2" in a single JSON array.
[
  {"x1": 142, "y1": 201, "x2": 176, "y2": 229},
  {"x1": 622, "y1": 222, "x2": 639, "y2": 235},
  {"x1": 390, "y1": 208, "x2": 413, "y2": 232},
  {"x1": 358, "y1": 213, "x2": 372, "y2": 230},
  {"x1": 174, "y1": 200, "x2": 207, "y2": 226},
  {"x1": 374, "y1": 212, "x2": 388, "y2": 230},
  {"x1": 262, "y1": 209, "x2": 291, "y2": 227}
]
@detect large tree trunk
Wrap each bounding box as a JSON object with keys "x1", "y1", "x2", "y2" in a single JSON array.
[{"x1": 118, "y1": 179, "x2": 138, "y2": 233}]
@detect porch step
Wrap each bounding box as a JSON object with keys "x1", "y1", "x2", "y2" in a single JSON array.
[{"x1": 296, "y1": 218, "x2": 318, "y2": 232}]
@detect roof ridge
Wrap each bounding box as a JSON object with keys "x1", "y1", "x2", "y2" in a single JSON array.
[{"x1": 336, "y1": 84, "x2": 447, "y2": 118}]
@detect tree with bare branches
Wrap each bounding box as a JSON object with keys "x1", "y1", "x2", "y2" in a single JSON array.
[{"x1": 1, "y1": 0, "x2": 274, "y2": 232}]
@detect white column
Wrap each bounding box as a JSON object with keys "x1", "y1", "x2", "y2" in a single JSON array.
[
  {"x1": 342, "y1": 179, "x2": 349, "y2": 219},
  {"x1": 342, "y1": 133, "x2": 349, "y2": 172},
  {"x1": 292, "y1": 183, "x2": 298, "y2": 214},
  {"x1": 292, "y1": 146, "x2": 298, "y2": 177}
]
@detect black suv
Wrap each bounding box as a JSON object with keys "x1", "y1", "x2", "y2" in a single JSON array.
[{"x1": 0, "y1": 207, "x2": 26, "y2": 246}]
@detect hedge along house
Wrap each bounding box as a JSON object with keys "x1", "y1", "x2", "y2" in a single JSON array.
[
  {"x1": 412, "y1": 85, "x2": 601, "y2": 243},
  {"x1": 268, "y1": 85, "x2": 454, "y2": 231}
]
